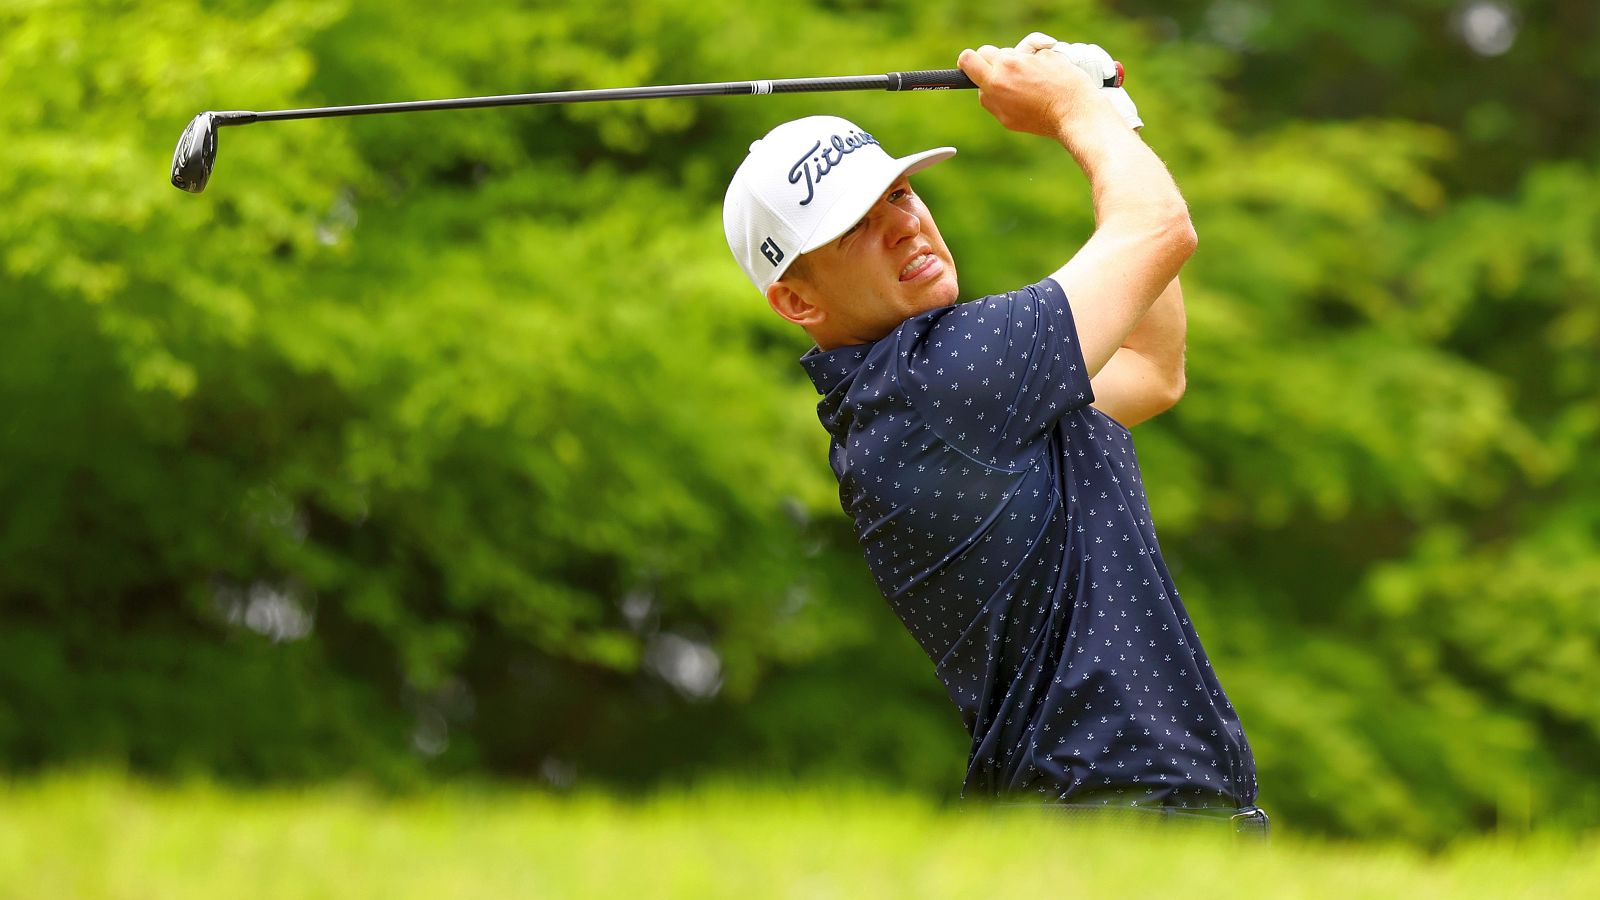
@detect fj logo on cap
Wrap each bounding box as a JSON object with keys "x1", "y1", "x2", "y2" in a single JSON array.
[{"x1": 759, "y1": 237, "x2": 785, "y2": 266}]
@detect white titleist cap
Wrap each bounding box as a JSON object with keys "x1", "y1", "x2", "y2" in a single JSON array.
[{"x1": 723, "y1": 115, "x2": 955, "y2": 294}]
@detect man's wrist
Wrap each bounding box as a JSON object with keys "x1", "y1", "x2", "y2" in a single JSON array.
[{"x1": 1052, "y1": 97, "x2": 1139, "y2": 158}]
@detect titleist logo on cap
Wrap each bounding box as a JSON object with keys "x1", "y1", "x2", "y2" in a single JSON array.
[{"x1": 787, "y1": 130, "x2": 880, "y2": 207}]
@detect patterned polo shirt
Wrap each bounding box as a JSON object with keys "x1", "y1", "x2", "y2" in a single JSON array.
[{"x1": 798, "y1": 275, "x2": 1258, "y2": 809}]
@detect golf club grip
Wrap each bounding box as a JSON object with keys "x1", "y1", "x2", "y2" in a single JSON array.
[
  {"x1": 889, "y1": 66, "x2": 1124, "y2": 91},
  {"x1": 888, "y1": 69, "x2": 977, "y2": 91}
]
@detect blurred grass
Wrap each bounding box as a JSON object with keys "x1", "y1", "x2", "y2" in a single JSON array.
[{"x1": 0, "y1": 770, "x2": 1595, "y2": 899}]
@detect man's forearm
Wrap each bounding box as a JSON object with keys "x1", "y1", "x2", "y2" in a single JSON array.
[
  {"x1": 1052, "y1": 99, "x2": 1193, "y2": 258},
  {"x1": 1089, "y1": 276, "x2": 1188, "y2": 427},
  {"x1": 1121, "y1": 275, "x2": 1186, "y2": 384},
  {"x1": 1045, "y1": 99, "x2": 1196, "y2": 376}
]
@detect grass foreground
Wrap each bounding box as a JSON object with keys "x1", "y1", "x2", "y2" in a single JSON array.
[{"x1": 1, "y1": 771, "x2": 1596, "y2": 898}]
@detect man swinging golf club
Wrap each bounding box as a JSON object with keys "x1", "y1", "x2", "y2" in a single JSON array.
[{"x1": 723, "y1": 33, "x2": 1268, "y2": 834}]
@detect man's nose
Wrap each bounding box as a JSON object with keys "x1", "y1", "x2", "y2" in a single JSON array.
[{"x1": 881, "y1": 202, "x2": 921, "y2": 242}]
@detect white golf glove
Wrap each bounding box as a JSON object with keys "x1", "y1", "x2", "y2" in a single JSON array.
[{"x1": 1013, "y1": 32, "x2": 1143, "y2": 131}]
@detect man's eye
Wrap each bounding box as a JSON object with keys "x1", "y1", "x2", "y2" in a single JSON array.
[
  {"x1": 888, "y1": 188, "x2": 908, "y2": 202},
  {"x1": 843, "y1": 219, "x2": 864, "y2": 236}
]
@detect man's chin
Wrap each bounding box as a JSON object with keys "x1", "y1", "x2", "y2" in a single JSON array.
[{"x1": 916, "y1": 272, "x2": 958, "y2": 308}]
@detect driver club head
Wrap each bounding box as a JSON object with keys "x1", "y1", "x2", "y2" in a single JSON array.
[{"x1": 171, "y1": 112, "x2": 218, "y2": 193}]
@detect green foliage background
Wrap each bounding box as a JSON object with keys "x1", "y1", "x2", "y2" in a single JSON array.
[{"x1": 1, "y1": 0, "x2": 1595, "y2": 845}]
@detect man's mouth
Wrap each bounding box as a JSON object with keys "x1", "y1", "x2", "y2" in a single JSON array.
[{"x1": 900, "y1": 251, "x2": 940, "y2": 282}]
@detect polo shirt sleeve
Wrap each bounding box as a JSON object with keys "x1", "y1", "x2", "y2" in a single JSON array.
[{"x1": 902, "y1": 276, "x2": 1094, "y2": 470}]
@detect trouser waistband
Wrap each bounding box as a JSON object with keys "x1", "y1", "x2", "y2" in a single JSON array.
[{"x1": 992, "y1": 801, "x2": 1272, "y2": 839}]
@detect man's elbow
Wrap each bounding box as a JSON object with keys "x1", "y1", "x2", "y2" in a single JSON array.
[
  {"x1": 1115, "y1": 203, "x2": 1196, "y2": 286},
  {"x1": 1164, "y1": 367, "x2": 1187, "y2": 409},
  {"x1": 1161, "y1": 205, "x2": 1198, "y2": 266},
  {"x1": 1156, "y1": 366, "x2": 1187, "y2": 414}
]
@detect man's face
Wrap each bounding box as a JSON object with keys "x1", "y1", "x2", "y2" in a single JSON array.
[{"x1": 777, "y1": 176, "x2": 959, "y2": 348}]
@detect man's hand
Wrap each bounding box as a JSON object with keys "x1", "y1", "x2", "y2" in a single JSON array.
[
  {"x1": 1023, "y1": 35, "x2": 1143, "y2": 131},
  {"x1": 956, "y1": 43, "x2": 1102, "y2": 140}
]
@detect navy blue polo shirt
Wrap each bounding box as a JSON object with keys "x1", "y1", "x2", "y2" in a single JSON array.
[{"x1": 799, "y1": 276, "x2": 1258, "y2": 809}]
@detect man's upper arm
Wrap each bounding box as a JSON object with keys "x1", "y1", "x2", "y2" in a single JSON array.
[
  {"x1": 1048, "y1": 213, "x2": 1195, "y2": 379},
  {"x1": 905, "y1": 279, "x2": 1093, "y2": 469}
]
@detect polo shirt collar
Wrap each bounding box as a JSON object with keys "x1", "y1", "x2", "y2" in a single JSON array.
[{"x1": 798, "y1": 343, "x2": 872, "y2": 395}]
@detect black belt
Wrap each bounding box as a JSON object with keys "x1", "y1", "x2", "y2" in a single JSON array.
[{"x1": 993, "y1": 801, "x2": 1272, "y2": 840}]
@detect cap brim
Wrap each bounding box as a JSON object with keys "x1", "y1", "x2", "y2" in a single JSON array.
[{"x1": 799, "y1": 147, "x2": 957, "y2": 253}]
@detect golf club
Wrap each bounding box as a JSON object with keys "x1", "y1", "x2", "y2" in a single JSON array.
[{"x1": 171, "y1": 65, "x2": 1125, "y2": 193}]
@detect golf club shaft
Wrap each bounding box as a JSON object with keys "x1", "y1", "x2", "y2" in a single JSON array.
[
  {"x1": 173, "y1": 65, "x2": 1127, "y2": 192},
  {"x1": 207, "y1": 70, "x2": 984, "y2": 127}
]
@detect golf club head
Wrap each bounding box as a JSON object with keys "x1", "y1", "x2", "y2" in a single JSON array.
[{"x1": 171, "y1": 112, "x2": 218, "y2": 193}]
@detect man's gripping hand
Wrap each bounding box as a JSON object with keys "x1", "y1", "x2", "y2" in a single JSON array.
[
  {"x1": 956, "y1": 42, "x2": 1102, "y2": 140},
  {"x1": 960, "y1": 35, "x2": 1142, "y2": 135},
  {"x1": 1041, "y1": 38, "x2": 1142, "y2": 131}
]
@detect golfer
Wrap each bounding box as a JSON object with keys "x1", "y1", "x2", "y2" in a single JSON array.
[{"x1": 723, "y1": 34, "x2": 1266, "y2": 834}]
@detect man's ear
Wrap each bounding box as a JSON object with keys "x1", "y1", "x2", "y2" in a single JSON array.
[{"x1": 765, "y1": 278, "x2": 826, "y2": 329}]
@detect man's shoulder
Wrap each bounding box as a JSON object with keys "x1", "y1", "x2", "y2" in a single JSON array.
[
  {"x1": 818, "y1": 275, "x2": 1076, "y2": 415},
  {"x1": 892, "y1": 277, "x2": 1065, "y2": 349}
]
